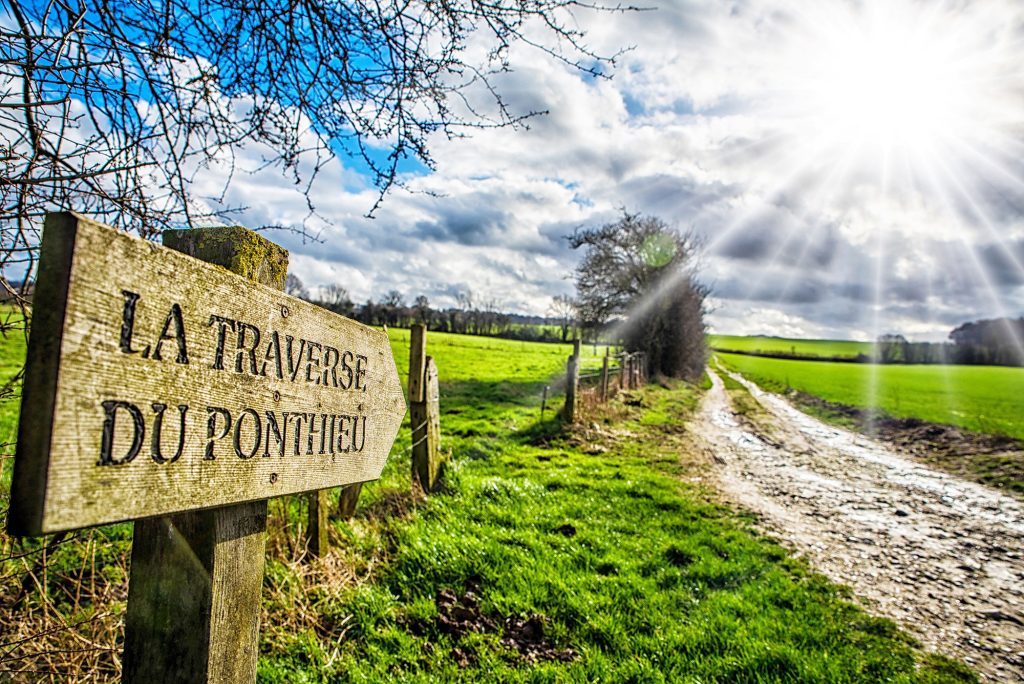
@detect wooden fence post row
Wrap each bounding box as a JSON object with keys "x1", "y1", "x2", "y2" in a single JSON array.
[{"x1": 7, "y1": 213, "x2": 406, "y2": 683}]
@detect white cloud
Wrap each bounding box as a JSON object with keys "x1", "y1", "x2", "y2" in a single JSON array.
[{"x1": 194, "y1": 0, "x2": 1024, "y2": 340}]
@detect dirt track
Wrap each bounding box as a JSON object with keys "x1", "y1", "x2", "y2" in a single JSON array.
[{"x1": 693, "y1": 368, "x2": 1024, "y2": 682}]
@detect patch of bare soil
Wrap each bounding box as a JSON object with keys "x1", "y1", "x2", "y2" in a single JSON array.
[
  {"x1": 409, "y1": 581, "x2": 578, "y2": 667},
  {"x1": 693, "y1": 369, "x2": 1024, "y2": 683}
]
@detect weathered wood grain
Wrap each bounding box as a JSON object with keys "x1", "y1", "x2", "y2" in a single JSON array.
[
  {"x1": 408, "y1": 323, "x2": 426, "y2": 403},
  {"x1": 563, "y1": 355, "x2": 578, "y2": 422},
  {"x1": 8, "y1": 213, "x2": 406, "y2": 535},
  {"x1": 124, "y1": 224, "x2": 284, "y2": 684},
  {"x1": 306, "y1": 489, "x2": 330, "y2": 558},
  {"x1": 123, "y1": 501, "x2": 267, "y2": 682},
  {"x1": 411, "y1": 357, "x2": 441, "y2": 492},
  {"x1": 337, "y1": 482, "x2": 363, "y2": 520}
]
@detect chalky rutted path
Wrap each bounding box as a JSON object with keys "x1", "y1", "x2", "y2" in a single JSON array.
[{"x1": 693, "y1": 368, "x2": 1024, "y2": 683}]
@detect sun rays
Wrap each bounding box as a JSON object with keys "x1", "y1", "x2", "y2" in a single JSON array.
[{"x1": 700, "y1": 0, "x2": 1024, "y2": 343}]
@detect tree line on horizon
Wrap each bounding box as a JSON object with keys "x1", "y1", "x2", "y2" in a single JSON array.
[
  {"x1": 286, "y1": 276, "x2": 577, "y2": 343},
  {"x1": 877, "y1": 317, "x2": 1024, "y2": 367},
  {"x1": 285, "y1": 209, "x2": 712, "y2": 383}
]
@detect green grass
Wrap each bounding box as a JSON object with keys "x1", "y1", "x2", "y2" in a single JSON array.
[
  {"x1": 716, "y1": 352, "x2": 1024, "y2": 441},
  {"x1": 0, "y1": 325, "x2": 975, "y2": 681},
  {"x1": 254, "y1": 330, "x2": 971, "y2": 682},
  {"x1": 709, "y1": 334, "x2": 872, "y2": 360},
  {"x1": 0, "y1": 304, "x2": 28, "y2": 453}
]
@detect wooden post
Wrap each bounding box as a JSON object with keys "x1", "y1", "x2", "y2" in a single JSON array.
[
  {"x1": 619, "y1": 354, "x2": 627, "y2": 391},
  {"x1": 306, "y1": 490, "x2": 329, "y2": 558},
  {"x1": 409, "y1": 324, "x2": 427, "y2": 404},
  {"x1": 337, "y1": 483, "x2": 363, "y2": 520},
  {"x1": 540, "y1": 385, "x2": 549, "y2": 420},
  {"x1": 124, "y1": 226, "x2": 286, "y2": 684},
  {"x1": 563, "y1": 355, "x2": 578, "y2": 422},
  {"x1": 409, "y1": 325, "x2": 441, "y2": 491},
  {"x1": 411, "y1": 357, "x2": 441, "y2": 491},
  {"x1": 600, "y1": 354, "x2": 610, "y2": 402}
]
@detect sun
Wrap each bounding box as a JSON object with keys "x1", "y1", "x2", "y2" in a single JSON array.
[
  {"x1": 771, "y1": 0, "x2": 1014, "y2": 188},
  {"x1": 813, "y1": 19, "x2": 962, "y2": 158}
]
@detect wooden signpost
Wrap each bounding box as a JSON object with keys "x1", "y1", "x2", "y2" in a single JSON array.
[{"x1": 7, "y1": 212, "x2": 407, "y2": 681}]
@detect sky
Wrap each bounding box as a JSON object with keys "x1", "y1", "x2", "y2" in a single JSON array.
[{"x1": 195, "y1": 0, "x2": 1024, "y2": 342}]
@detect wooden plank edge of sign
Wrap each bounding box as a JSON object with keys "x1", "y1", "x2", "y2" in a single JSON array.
[{"x1": 8, "y1": 213, "x2": 78, "y2": 537}]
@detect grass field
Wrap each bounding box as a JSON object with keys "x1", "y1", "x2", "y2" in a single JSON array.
[
  {"x1": 716, "y1": 351, "x2": 1024, "y2": 441},
  {"x1": 0, "y1": 327, "x2": 973, "y2": 681},
  {"x1": 709, "y1": 334, "x2": 872, "y2": 359},
  {"x1": 0, "y1": 305, "x2": 27, "y2": 452}
]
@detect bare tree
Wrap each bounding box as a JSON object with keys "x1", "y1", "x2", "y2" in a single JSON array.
[
  {"x1": 2, "y1": 0, "x2": 633, "y2": 307},
  {"x1": 570, "y1": 210, "x2": 709, "y2": 381},
  {"x1": 413, "y1": 295, "x2": 431, "y2": 325},
  {"x1": 548, "y1": 294, "x2": 577, "y2": 342},
  {"x1": 320, "y1": 283, "x2": 354, "y2": 316},
  {"x1": 285, "y1": 273, "x2": 310, "y2": 300}
]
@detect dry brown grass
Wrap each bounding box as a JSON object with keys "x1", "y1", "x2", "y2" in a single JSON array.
[{"x1": 0, "y1": 528, "x2": 127, "y2": 682}]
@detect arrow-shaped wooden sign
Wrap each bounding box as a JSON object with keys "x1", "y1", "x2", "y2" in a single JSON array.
[{"x1": 8, "y1": 213, "x2": 407, "y2": 536}]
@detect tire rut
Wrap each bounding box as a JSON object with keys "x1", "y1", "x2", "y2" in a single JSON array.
[{"x1": 693, "y1": 367, "x2": 1024, "y2": 682}]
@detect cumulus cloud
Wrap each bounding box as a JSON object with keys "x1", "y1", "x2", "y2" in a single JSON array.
[{"x1": 199, "y1": 0, "x2": 1024, "y2": 341}]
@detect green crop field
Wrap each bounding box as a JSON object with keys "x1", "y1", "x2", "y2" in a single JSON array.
[
  {"x1": 0, "y1": 326, "x2": 971, "y2": 681},
  {"x1": 709, "y1": 334, "x2": 873, "y2": 359},
  {"x1": 716, "y1": 352, "x2": 1024, "y2": 441}
]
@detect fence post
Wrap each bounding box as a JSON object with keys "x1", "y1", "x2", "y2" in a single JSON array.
[
  {"x1": 337, "y1": 483, "x2": 363, "y2": 520},
  {"x1": 123, "y1": 226, "x2": 286, "y2": 684},
  {"x1": 600, "y1": 354, "x2": 610, "y2": 402},
  {"x1": 307, "y1": 490, "x2": 329, "y2": 558},
  {"x1": 564, "y1": 354, "x2": 578, "y2": 422},
  {"x1": 410, "y1": 325, "x2": 441, "y2": 491},
  {"x1": 563, "y1": 339, "x2": 581, "y2": 422},
  {"x1": 409, "y1": 324, "x2": 427, "y2": 404},
  {"x1": 541, "y1": 385, "x2": 549, "y2": 419},
  {"x1": 619, "y1": 353, "x2": 627, "y2": 391}
]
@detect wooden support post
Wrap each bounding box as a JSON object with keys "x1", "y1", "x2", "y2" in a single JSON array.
[
  {"x1": 619, "y1": 354, "x2": 627, "y2": 391},
  {"x1": 409, "y1": 324, "x2": 427, "y2": 404},
  {"x1": 411, "y1": 357, "x2": 441, "y2": 491},
  {"x1": 563, "y1": 355, "x2": 578, "y2": 422},
  {"x1": 600, "y1": 354, "x2": 610, "y2": 402},
  {"x1": 337, "y1": 483, "x2": 363, "y2": 520},
  {"x1": 409, "y1": 325, "x2": 441, "y2": 492},
  {"x1": 124, "y1": 226, "x2": 287, "y2": 684},
  {"x1": 541, "y1": 385, "x2": 549, "y2": 420},
  {"x1": 306, "y1": 490, "x2": 329, "y2": 558}
]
